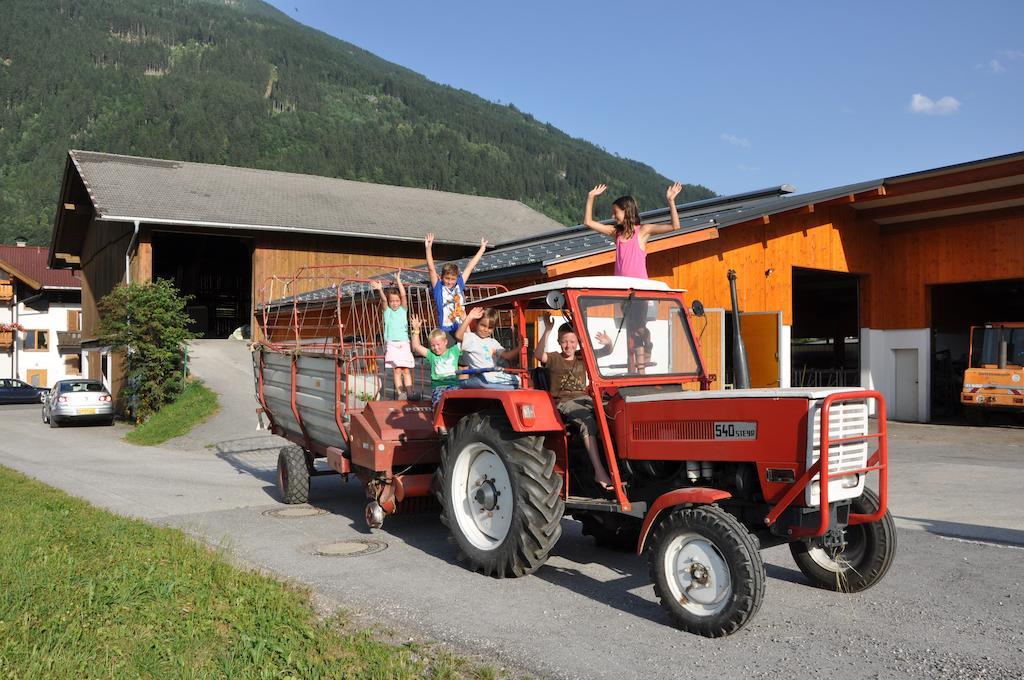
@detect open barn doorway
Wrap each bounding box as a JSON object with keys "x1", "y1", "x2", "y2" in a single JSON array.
[
  {"x1": 152, "y1": 232, "x2": 252, "y2": 338},
  {"x1": 930, "y1": 278, "x2": 1024, "y2": 421},
  {"x1": 791, "y1": 267, "x2": 861, "y2": 388}
]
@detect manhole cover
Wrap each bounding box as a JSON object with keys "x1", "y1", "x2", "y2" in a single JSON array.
[
  {"x1": 263, "y1": 505, "x2": 328, "y2": 518},
  {"x1": 314, "y1": 539, "x2": 388, "y2": 557}
]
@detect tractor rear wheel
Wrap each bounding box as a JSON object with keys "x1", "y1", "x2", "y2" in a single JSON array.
[
  {"x1": 436, "y1": 412, "x2": 563, "y2": 578},
  {"x1": 648, "y1": 505, "x2": 765, "y2": 637},
  {"x1": 789, "y1": 488, "x2": 896, "y2": 592},
  {"x1": 576, "y1": 511, "x2": 642, "y2": 551},
  {"x1": 277, "y1": 445, "x2": 310, "y2": 504}
]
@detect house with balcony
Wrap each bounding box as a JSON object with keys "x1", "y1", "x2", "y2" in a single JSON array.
[{"x1": 1, "y1": 240, "x2": 83, "y2": 388}]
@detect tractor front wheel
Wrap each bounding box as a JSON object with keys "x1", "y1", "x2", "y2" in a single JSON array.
[
  {"x1": 648, "y1": 505, "x2": 765, "y2": 637},
  {"x1": 277, "y1": 445, "x2": 311, "y2": 504},
  {"x1": 789, "y1": 488, "x2": 896, "y2": 592},
  {"x1": 436, "y1": 412, "x2": 563, "y2": 578}
]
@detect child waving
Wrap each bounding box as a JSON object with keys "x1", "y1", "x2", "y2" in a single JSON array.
[
  {"x1": 425, "y1": 232, "x2": 488, "y2": 337},
  {"x1": 583, "y1": 182, "x2": 683, "y2": 278},
  {"x1": 371, "y1": 274, "x2": 414, "y2": 400}
]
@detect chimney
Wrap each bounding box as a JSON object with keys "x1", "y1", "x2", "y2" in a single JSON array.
[{"x1": 15, "y1": 236, "x2": 27, "y2": 247}]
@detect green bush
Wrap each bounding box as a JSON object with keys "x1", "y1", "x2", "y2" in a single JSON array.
[{"x1": 96, "y1": 279, "x2": 194, "y2": 421}]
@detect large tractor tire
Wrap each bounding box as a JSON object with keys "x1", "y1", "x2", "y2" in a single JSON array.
[
  {"x1": 436, "y1": 412, "x2": 563, "y2": 578},
  {"x1": 576, "y1": 511, "x2": 642, "y2": 552},
  {"x1": 789, "y1": 487, "x2": 896, "y2": 593},
  {"x1": 648, "y1": 505, "x2": 765, "y2": 637},
  {"x1": 277, "y1": 445, "x2": 311, "y2": 504}
]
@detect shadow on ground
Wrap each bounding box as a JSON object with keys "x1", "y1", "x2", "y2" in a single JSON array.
[{"x1": 896, "y1": 515, "x2": 1024, "y2": 547}]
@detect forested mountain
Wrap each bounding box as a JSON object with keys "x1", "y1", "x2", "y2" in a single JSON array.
[{"x1": 0, "y1": 0, "x2": 714, "y2": 244}]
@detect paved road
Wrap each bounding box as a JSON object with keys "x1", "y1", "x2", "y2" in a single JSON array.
[{"x1": 1, "y1": 341, "x2": 1022, "y2": 679}]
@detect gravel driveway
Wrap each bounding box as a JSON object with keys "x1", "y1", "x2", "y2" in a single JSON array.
[{"x1": 1, "y1": 340, "x2": 1021, "y2": 679}]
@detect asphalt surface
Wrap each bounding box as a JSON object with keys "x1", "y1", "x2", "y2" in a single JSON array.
[{"x1": 1, "y1": 339, "x2": 1022, "y2": 679}]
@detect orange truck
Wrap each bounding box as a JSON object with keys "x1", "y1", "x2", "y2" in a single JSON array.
[{"x1": 961, "y1": 323, "x2": 1024, "y2": 421}]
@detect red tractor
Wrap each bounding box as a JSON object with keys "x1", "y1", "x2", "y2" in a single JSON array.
[{"x1": 254, "y1": 269, "x2": 894, "y2": 637}]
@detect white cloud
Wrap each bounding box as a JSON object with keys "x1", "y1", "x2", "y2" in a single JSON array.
[
  {"x1": 1000, "y1": 50, "x2": 1024, "y2": 60},
  {"x1": 989, "y1": 59, "x2": 1005, "y2": 73},
  {"x1": 908, "y1": 93, "x2": 961, "y2": 116},
  {"x1": 720, "y1": 133, "x2": 751, "y2": 149}
]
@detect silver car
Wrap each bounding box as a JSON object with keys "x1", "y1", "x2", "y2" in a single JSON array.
[{"x1": 42, "y1": 379, "x2": 115, "y2": 427}]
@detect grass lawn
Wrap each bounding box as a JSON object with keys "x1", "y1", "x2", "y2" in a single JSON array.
[
  {"x1": 0, "y1": 466, "x2": 500, "y2": 679},
  {"x1": 125, "y1": 380, "x2": 219, "y2": 446}
]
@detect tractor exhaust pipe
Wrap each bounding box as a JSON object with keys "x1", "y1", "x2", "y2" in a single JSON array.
[{"x1": 728, "y1": 269, "x2": 751, "y2": 389}]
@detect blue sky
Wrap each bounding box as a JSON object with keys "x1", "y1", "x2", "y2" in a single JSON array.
[{"x1": 266, "y1": 0, "x2": 1024, "y2": 197}]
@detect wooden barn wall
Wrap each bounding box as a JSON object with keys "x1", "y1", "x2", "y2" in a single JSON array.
[
  {"x1": 564, "y1": 206, "x2": 880, "y2": 327},
  {"x1": 80, "y1": 219, "x2": 133, "y2": 340},
  {"x1": 79, "y1": 218, "x2": 135, "y2": 401},
  {"x1": 253, "y1": 232, "x2": 467, "y2": 302},
  {"x1": 552, "y1": 205, "x2": 1024, "y2": 332},
  {"x1": 129, "y1": 228, "x2": 153, "y2": 283},
  {"x1": 872, "y1": 207, "x2": 1024, "y2": 329}
]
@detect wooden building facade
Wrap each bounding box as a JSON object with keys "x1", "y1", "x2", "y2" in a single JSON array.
[
  {"x1": 468, "y1": 152, "x2": 1024, "y2": 422},
  {"x1": 48, "y1": 151, "x2": 562, "y2": 403}
]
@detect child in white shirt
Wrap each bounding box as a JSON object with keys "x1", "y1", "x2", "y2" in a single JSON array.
[{"x1": 454, "y1": 307, "x2": 522, "y2": 389}]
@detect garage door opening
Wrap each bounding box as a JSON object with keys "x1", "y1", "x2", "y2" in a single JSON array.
[
  {"x1": 791, "y1": 267, "x2": 861, "y2": 388},
  {"x1": 152, "y1": 232, "x2": 252, "y2": 338},
  {"x1": 930, "y1": 278, "x2": 1024, "y2": 420}
]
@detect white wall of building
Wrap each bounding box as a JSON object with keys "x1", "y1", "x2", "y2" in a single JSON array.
[
  {"x1": 860, "y1": 328, "x2": 931, "y2": 422},
  {"x1": 779, "y1": 324, "x2": 792, "y2": 388},
  {"x1": 0, "y1": 302, "x2": 12, "y2": 380},
  {"x1": 6, "y1": 299, "x2": 83, "y2": 387}
]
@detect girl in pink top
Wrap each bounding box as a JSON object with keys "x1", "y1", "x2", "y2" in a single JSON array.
[{"x1": 583, "y1": 182, "x2": 684, "y2": 278}]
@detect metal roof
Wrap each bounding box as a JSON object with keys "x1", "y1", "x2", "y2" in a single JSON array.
[{"x1": 67, "y1": 150, "x2": 564, "y2": 246}]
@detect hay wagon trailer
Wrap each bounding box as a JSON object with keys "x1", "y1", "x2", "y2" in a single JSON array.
[{"x1": 253, "y1": 269, "x2": 895, "y2": 636}]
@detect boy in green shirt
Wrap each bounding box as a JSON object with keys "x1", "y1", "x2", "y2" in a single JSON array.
[{"x1": 410, "y1": 315, "x2": 461, "y2": 407}]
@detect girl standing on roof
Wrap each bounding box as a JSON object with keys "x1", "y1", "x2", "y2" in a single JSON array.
[{"x1": 582, "y1": 182, "x2": 683, "y2": 279}]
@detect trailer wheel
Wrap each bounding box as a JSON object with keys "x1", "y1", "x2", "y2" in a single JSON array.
[
  {"x1": 277, "y1": 445, "x2": 310, "y2": 504},
  {"x1": 576, "y1": 511, "x2": 641, "y2": 551},
  {"x1": 648, "y1": 505, "x2": 764, "y2": 637},
  {"x1": 436, "y1": 412, "x2": 563, "y2": 578},
  {"x1": 789, "y1": 488, "x2": 896, "y2": 593}
]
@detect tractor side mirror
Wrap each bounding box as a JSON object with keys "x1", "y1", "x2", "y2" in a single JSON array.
[
  {"x1": 545, "y1": 291, "x2": 565, "y2": 310},
  {"x1": 691, "y1": 300, "x2": 705, "y2": 317}
]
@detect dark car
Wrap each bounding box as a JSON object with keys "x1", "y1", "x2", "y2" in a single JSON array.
[{"x1": 0, "y1": 378, "x2": 48, "y2": 404}]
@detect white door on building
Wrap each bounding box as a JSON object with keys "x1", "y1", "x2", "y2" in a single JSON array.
[{"x1": 893, "y1": 348, "x2": 919, "y2": 421}]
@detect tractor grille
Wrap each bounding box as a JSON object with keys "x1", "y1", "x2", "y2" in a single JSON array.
[
  {"x1": 633, "y1": 420, "x2": 714, "y2": 441},
  {"x1": 805, "y1": 399, "x2": 869, "y2": 505}
]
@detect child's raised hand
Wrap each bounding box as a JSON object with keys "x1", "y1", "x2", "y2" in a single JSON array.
[
  {"x1": 542, "y1": 312, "x2": 555, "y2": 330},
  {"x1": 666, "y1": 182, "x2": 682, "y2": 201},
  {"x1": 588, "y1": 184, "x2": 608, "y2": 198},
  {"x1": 410, "y1": 315, "x2": 422, "y2": 329},
  {"x1": 467, "y1": 307, "x2": 484, "y2": 320},
  {"x1": 370, "y1": 279, "x2": 383, "y2": 291},
  {"x1": 478, "y1": 237, "x2": 488, "y2": 250},
  {"x1": 424, "y1": 232, "x2": 435, "y2": 249},
  {"x1": 595, "y1": 330, "x2": 613, "y2": 347}
]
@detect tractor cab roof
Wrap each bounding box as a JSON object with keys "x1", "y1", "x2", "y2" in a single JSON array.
[{"x1": 474, "y1": 276, "x2": 684, "y2": 309}]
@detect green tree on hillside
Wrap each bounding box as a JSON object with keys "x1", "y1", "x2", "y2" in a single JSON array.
[{"x1": 0, "y1": 0, "x2": 714, "y2": 245}]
